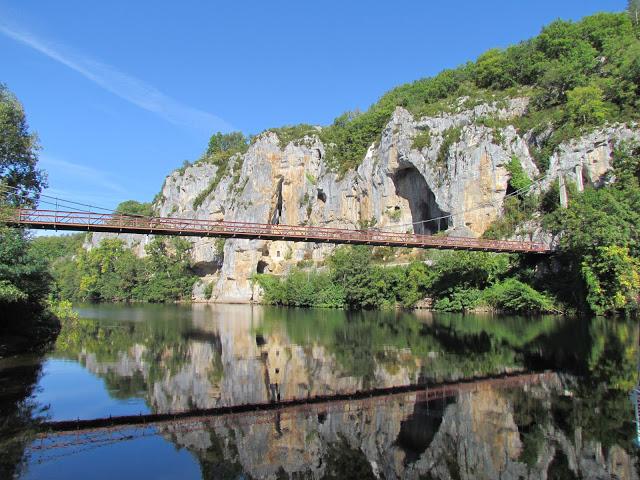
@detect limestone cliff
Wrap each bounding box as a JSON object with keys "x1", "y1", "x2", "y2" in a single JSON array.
[{"x1": 85, "y1": 97, "x2": 640, "y2": 302}]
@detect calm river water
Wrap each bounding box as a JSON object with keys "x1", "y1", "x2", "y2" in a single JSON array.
[{"x1": 0, "y1": 304, "x2": 638, "y2": 479}]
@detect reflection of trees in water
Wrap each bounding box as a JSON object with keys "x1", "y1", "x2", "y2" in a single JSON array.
[
  {"x1": 16, "y1": 307, "x2": 640, "y2": 478},
  {"x1": 53, "y1": 314, "x2": 225, "y2": 407},
  {"x1": 260, "y1": 309, "x2": 573, "y2": 384},
  {"x1": 0, "y1": 356, "x2": 47, "y2": 478}
]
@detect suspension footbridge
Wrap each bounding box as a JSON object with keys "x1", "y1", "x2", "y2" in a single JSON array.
[{"x1": 2, "y1": 208, "x2": 551, "y2": 254}]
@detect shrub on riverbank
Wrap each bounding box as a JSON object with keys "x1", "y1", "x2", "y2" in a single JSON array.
[{"x1": 255, "y1": 246, "x2": 556, "y2": 314}]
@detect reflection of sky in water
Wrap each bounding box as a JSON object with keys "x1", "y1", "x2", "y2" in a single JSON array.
[
  {"x1": 34, "y1": 359, "x2": 149, "y2": 421},
  {"x1": 23, "y1": 430, "x2": 200, "y2": 480}
]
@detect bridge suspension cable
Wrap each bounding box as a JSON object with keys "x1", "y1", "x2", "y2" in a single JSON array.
[{"x1": 0, "y1": 183, "x2": 120, "y2": 215}]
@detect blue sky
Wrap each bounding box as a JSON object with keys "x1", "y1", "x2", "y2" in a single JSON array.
[{"x1": 0, "y1": 0, "x2": 626, "y2": 210}]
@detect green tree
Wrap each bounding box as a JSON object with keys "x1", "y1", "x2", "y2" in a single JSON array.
[
  {"x1": 0, "y1": 84, "x2": 46, "y2": 206},
  {"x1": 0, "y1": 85, "x2": 52, "y2": 333},
  {"x1": 0, "y1": 226, "x2": 50, "y2": 306},
  {"x1": 566, "y1": 85, "x2": 610, "y2": 126},
  {"x1": 328, "y1": 246, "x2": 377, "y2": 308},
  {"x1": 506, "y1": 156, "x2": 532, "y2": 192},
  {"x1": 206, "y1": 131, "x2": 248, "y2": 156},
  {"x1": 473, "y1": 49, "x2": 513, "y2": 89},
  {"x1": 581, "y1": 245, "x2": 640, "y2": 315},
  {"x1": 138, "y1": 238, "x2": 196, "y2": 302},
  {"x1": 76, "y1": 239, "x2": 141, "y2": 302},
  {"x1": 545, "y1": 145, "x2": 640, "y2": 314},
  {"x1": 115, "y1": 200, "x2": 154, "y2": 217}
]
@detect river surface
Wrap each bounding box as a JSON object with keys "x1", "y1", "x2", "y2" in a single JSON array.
[{"x1": 0, "y1": 304, "x2": 638, "y2": 479}]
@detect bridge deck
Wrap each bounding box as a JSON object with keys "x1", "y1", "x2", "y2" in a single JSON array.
[{"x1": 4, "y1": 209, "x2": 551, "y2": 254}]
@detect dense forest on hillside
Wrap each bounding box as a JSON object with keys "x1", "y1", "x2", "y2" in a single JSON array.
[{"x1": 315, "y1": 11, "x2": 640, "y2": 173}]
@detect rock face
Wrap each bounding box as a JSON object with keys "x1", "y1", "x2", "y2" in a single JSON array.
[{"x1": 86, "y1": 97, "x2": 640, "y2": 302}]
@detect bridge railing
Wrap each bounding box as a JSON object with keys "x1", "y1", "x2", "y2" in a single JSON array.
[{"x1": 5, "y1": 209, "x2": 550, "y2": 253}]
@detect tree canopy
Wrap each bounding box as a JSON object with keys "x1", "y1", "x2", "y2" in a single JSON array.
[
  {"x1": 115, "y1": 200, "x2": 154, "y2": 217},
  {"x1": 0, "y1": 84, "x2": 46, "y2": 207}
]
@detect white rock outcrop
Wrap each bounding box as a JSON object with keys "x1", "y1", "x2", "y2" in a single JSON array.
[{"x1": 86, "y1": 97, "x2": 639, "y2": 302}]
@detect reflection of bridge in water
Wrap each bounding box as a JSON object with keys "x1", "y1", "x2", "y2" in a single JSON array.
[
  {"x1": 37, "y1": 371, "x2": 553, "y2": 441},
  {"x1": 5, "y1": 209, "x2": 551, "y2": 254}
]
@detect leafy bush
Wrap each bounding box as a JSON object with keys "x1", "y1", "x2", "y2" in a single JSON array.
[
  {"x1": 412, "y1": 129, "x2": 432, "y2": 150},
  {"x1": 434, "y1": 287, "x2": 483, "y2": 312},
  {"x1": 305, "y1": 172, "x2": 317, "y2": 185},
  {"x1": 387, "y1": 208, "x2": 402, "y2": 221},
  {"x1": 436, "y1": 126, "x2": 462, "y2": 167},
  {"x1": 206, "y1": 132, "x2": 248, "y2": 156},
  {"x1": 566, "y1": 84, "x2": 611, "y2": 126},
  {"x1": 116, "y1": 200, "x2": 154, "y2": 217},
  {"x1": 48, "y1": 299, "x2": 78, "y2": 321},
  {"x1": 505, "y1": 156, "x2": 532, "y2": 192},
  {"x1": 581, "y1": 245, "x2": 640, "y2": 315},
  {"x1": 265, "y1": 124, "x2": 318, "y2": 147},
  {"x1": 203, "y1": 282, "x2": 214, "y2": 300},
  {"x1": 482, "y1": 279, "x2": 555, "y2": 313},
  {"x1": 256, "y1": 270, "x2": 345, "y2": 308},
  {"x1": 214, "y1": 238, "x2": 225, "y2": 257}
]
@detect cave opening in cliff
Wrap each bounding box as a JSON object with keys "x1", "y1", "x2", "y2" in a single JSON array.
[
  {"x1": 256, "y1": 260, "x2": 269, "y2": 274},
  {"x1": 393, "y1": 167, "x2": 450, "y2": 234},
  {"x1": 270, "y1": 178, "x2": 284, "y2": 225},
  {"x1": 396, "y1": 397, "x2": 454, "y2": 464}
]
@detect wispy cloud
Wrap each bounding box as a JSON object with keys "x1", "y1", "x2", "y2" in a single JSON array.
[
  {"x1": 40, "y1": 155, "x2": 126, "y2": 195},
  {"x1": 0, "y1": 21, "x2": 233, "y2": 132}
]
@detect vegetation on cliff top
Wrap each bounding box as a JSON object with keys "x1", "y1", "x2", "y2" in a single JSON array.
[
  {"x1": 192, "y1": 131, "x2": 250, "y2": 209},
  {"x1": 181, "y1": 11, "x2": 640, "y2": 182},
  {"x1": 314, "y1": 12, "x2": 639, "y2": 173},
  {"x1": 115, "y1": 200, "x2": 154, "y2": 217}
]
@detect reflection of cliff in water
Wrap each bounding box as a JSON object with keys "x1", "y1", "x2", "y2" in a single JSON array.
[
  {"x1": 44, "y1": 306, "x2": 640, "y2": 479},
  {"x1": 53, "y1": 306, "x2": 578, "y2": 412},
  {"x1": 145, "y1": 372, "x2": 636, "y2": 479}
]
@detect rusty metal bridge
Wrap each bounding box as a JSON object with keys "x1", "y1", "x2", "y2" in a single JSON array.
[{"x1": 3, "y1": 209, "x2": 551, "y2": 254}]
